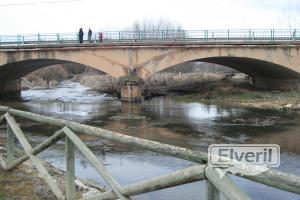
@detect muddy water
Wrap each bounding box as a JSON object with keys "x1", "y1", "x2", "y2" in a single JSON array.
[{"x1": 1, "y1": 81, "x2": 300, "y2": 200}]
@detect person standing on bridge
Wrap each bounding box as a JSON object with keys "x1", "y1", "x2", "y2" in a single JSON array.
[
  {"x1": 88, "y1": 28, "x2": 92, "y2": 43},
  {"x1": 99, "y1": 32, "x2": 103, "y2": 43},
  {"x1": 79, "y1": 28, "x2": 84, "y2": 43}
]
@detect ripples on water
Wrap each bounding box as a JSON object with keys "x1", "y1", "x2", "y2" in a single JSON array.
[{"x1": 1, "y1": 81, "x2": 300, "y2": 200}]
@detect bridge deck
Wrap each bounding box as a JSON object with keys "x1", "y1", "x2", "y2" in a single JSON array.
[{"x1": 0, "y1": 41, "x2": 300, "y2": 50}]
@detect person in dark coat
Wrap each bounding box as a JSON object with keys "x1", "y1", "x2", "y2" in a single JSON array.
[
  {"x1": 99, "y1": 32, "x2": 103, "y2": 43},
  {"x1": 79, "y1": 28, "x2": 84, "y2": 43},
  {"x1": 88, "y1": 28, "x2": 92, "y2": 43}
]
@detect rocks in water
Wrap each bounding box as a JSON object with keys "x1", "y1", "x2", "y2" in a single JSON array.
[
  {"x1": 110, "y1": 114, "x2": 148, "y2": 120},
  {"x1": 281, "y1": 103, "x2": 293, "y2": 110},
  {"x1": 229, "y1": 116, "x2": 278, "y2": 126}
]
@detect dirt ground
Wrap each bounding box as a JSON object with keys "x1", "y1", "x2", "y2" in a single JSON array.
[{"x1": 0, "y1": 136, "x2": 104, "y2": 200}]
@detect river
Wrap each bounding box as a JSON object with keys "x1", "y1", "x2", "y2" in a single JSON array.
[{"x1": 1, "y1": 81, "x2": 300, "y2": 200}]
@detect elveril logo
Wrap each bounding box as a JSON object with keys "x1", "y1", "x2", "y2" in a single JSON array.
[{"x1": 208, "y1": 144, "x2": 280, "y2": 176}]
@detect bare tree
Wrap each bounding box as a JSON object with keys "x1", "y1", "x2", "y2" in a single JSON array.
[
  {"x1": 282, "y1": 0, "x2": 300, "y2": 30},
  {"x1": 124, "y1": 19, "x2": 185, "y2": 40}
]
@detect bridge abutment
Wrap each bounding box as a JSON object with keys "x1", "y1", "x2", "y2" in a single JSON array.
[
  {"x1": 0, "y1": 79, "x2": 21, "y2": 97},
  {"x1": 254, "y1": 77, "x2": 300, "y2": 91}
]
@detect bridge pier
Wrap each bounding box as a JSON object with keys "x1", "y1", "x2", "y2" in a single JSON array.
[
  {"x1": 120, "y1": 81, "x2": 144, "y2": 102},
  {"x1": 0, "y1": 79, "x2": 21, "y2": 97},
  {"x1": 120, "y1": 76, "x2": 144, "y2": 102},
  {"x1": 254, "y1": 77, "x2": 300, "y2": 91}
]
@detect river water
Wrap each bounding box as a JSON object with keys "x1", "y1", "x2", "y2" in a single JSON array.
[{"x1": 1, "y1": 81, "x2": 300, "y2": 200}]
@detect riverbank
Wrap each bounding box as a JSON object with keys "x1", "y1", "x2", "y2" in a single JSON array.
[
  {"x1": 22, "y1": 71, "x2": 300, "y2": 110},
  {"x1": 22, "y1": 77, "x2": 59, "y2": 90},
  {"x1": 0, "y1": 141, "x2": 105, "y2": 199},
  {"x1": 77, "y1": 72, "x2": 232, "y2": 98},
  {"x1": 175, "y1": 81, "x2": 300, "y2": 110}
]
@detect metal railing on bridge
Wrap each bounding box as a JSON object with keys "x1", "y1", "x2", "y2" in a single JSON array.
[
  {"x1": 0, "y1": 106, "x2": 299, "y2": 200},
  {"x1": 0, "y1": 29, "x2": 300, "y2": 46}
]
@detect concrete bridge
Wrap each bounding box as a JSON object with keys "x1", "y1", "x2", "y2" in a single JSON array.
[{"x1": 1, "y1": 29, "x2": 300, "y2": 97}]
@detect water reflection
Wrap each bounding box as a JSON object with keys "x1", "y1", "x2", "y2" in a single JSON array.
[{"x1": 17, "y1": 81, "x2": 120, "y2": 121}]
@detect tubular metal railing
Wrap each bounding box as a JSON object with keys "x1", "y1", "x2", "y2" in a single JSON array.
[
  {"x1": 0, "y1": 105, "x2": 299, "y2": 200},
  {"x1": 0, "y1": 29, "x2": 300, "y2": 46}
]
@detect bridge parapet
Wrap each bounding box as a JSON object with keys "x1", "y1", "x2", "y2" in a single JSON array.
[{"x1": 0, "y1": 29, "x2": 300, "y2": 47}]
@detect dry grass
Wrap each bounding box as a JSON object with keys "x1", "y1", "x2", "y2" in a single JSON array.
[
  {"x1": 144, "y1": 72, "x2": 226, "y2": 88},
  {"x1": 80, "y1": 75, "x2": 117, "y2": 93},
  {"x1": 23, "y1": 64, "x2": 87, "y2": 89},
  {"x1": 26, "y1": 65, "x2": 70, "y2": 82}
]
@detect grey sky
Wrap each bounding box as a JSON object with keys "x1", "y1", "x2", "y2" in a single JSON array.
[{"x1": 0, "y1": 0, "x2": 299, "y2": 34}]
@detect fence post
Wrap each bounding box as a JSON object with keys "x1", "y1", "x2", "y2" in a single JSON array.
[
  {"x1": 293, "y1": 29, "x2": 296, "y2": 40},
  {"x1": 205, "y1": 166, "x2": 250, "y2": 200},
  {"x1": 6, "y1": 124, "x2": 14, "y2": 164},
  {"x1": 66, "y1": 137, "x2": 76, "y2": 200},
  {"x1": 271, "y1": 29, "x2": 274, "y2": 42},
  {"x1": 17, "y1": 35, "x2": 21, "y2": 46},
  {"x1": 57, "y1": 33, "x2": 60, "y2": 44},
  {"x1": 206, "y1": 180, "x2": 220, "y2": 200},
  {"x1": 249, "y1": 29, "x2": 251, "y2": 41},
  {"x1": 227, "y1": 30, "x2": 230, "y2": 42},
  {"x1": 172, "y1": 31, "x2": 175, "y2": 42},
  {"x1": 62, "y1": 126, "x2": 130, "y2": 200},
  {"x1": 38, "y1": 33, "x2": 41, "y2": 44}
]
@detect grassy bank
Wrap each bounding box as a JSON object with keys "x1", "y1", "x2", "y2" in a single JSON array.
[{"x1": 176, "y1": 82, "x2": 300, "y2": 110}]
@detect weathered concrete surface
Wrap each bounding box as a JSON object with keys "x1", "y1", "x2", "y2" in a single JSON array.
[
  {"x1": 121, "y1": 83, "x2": 143, "y2": 102},
  {"x1": 0, "y1": 44, "x2": 300, "y2": 92},
  {"x1": 0, "y1": 79, "x2": 21, "y2": 97}
]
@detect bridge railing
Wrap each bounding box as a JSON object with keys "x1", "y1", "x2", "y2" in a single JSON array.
[
  {"x1": 0, "y1": 106, "x2": 299, "y2": 200},
  {"x1": 0, "y1": 29, "x2": 299, "y2": 46}
]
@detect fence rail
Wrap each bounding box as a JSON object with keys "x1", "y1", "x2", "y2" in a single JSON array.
[
  {"x1": 0, "y1": 105, "x2": 299, "y2": 200},
  {"x1": 0, "y1": 29, "x2": 300, "y2": 46}
]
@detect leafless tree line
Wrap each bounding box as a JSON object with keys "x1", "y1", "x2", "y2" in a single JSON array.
[{"x1": 121, "y1": 19, "x2": 186, "y2": 40}]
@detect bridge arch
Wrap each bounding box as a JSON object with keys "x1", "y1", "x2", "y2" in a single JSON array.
[
  {"x1": 0, "y1": 59, "x2": 121, "y2": 80},
  {"x1": 137, "y1": 46, "x2": 300, "y2": 90},
  {"x1": 0, "y1": 48, "x2": 130, "y2": 79},
  {"x1": 139, "y1": 47, "x2": 300, "y2": 78},
  {"x1": 153, "y1": 56, "x2": 300, "y2": 79}
]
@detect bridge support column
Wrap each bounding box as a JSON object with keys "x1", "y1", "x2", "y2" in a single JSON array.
[
  {"x1": 0, "y1": 79, "x2": 21, "y2": 97},
  {"x1": 120, "y1": 76, "x2": 144, "y2": 102},
  {"x1": 254, "y1": 77, "x2": 300, "y2": 91}
]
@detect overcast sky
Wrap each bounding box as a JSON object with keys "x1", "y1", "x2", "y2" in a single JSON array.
[{"x1": 0, "y1": 0, "x2": 299, "y2": 34}]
